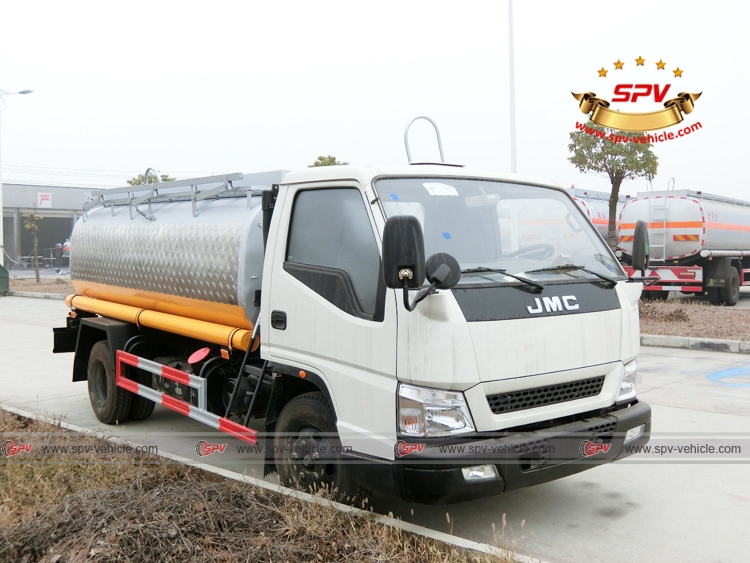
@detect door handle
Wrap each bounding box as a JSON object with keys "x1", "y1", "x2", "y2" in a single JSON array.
[{"x1": 271, "y1": 310, "x2": 287, "y2": 330}]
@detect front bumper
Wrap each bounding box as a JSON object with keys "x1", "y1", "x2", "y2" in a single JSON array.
[{"x1": 347, "y1": 400, "x2": 651, "y2": 504}]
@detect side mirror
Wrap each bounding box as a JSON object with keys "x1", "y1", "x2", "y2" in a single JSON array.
[
  {"x1": 631, "y1": 220, "x2": 650, "y2": 272},
  {"x1": 382, "y1": 215, "x2": 425, "y2": 289},
  {"x1": 425, "y1": 252, "x2": 461, "y2": 290}
]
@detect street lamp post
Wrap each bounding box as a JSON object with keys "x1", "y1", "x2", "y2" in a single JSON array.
[
  {"x1": 508, "y1": 0, "x2": 517, "y2": 173},
  {"x1": 0, "y1": 87, "x2": 34, "y2": 268}
]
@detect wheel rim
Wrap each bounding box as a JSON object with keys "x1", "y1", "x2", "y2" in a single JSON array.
[
  {"x1": 90, "y1": 362, "x2": 108, "y2": 408},
  {"x1": 284, "y1": 426, "x2": 336, "y2": 491}
]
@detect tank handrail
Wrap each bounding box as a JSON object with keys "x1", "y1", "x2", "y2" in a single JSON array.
[
  {"x1": 404, "y1": 116, "x2": 446, "y2": 163},
  {"x1": 638, "y1": 189, "x2": 750, "y2": 209},
  {"x1": 689, "y1": 192, "x2": 750, "y2": 208},
  {"x1": 83, "y1": 173, "x2": 245, "y2": 219}
]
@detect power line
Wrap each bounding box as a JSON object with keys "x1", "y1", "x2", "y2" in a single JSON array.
[
  {"x1": 3, "y1": 164, "x2": 144, "y2": 173},
  {"x1": 1, "y1": 164, "x2": 217, "y2": 187},
  {"x1": 3, "y1": 164, "x2": 215, "y2": 176}
]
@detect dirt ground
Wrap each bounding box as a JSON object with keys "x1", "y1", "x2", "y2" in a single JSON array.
[
  {"x1": 0, "y1": 411, "x2": 514, "y2": 563},
  {"x1": 8, "y1": 276, "x2": 74, "y2": 294},
  {"x1": 638, "y1": 299, "x2": 750, "y2": 340}
]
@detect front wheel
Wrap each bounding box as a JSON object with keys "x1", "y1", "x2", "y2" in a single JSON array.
[
  {"x1": 274, "y1": 392, "x2": 359, "y2": 502},
  {"x1": 88, "y1": 341, "x2": 131, "y2": 424}
]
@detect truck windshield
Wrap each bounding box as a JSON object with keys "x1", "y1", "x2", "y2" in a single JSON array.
[{"x1": 374, "y1": 177, "x2": 624, "y2": 285}]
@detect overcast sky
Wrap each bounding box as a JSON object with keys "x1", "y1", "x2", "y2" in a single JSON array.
[{"x1": 1, "y1": 0, "x2": 747, "y2": 199}]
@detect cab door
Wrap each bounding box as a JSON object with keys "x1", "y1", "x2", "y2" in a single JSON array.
[{"x1": 261, "y1": 184, "x2": 397, "y2": 459}]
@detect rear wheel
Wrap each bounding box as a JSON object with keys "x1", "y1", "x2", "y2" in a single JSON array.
[
  {"x1": 631, "y1": 224, "x2": 648, "y2": 271},
  {"x1": 88, "y1": 341, "x2": 131, "y2": 424},
  {"x1": 127, "y1": 368, "x2": 156, "y2": 420},
  {"x1": 641, "y1": 290, "x2": 668, "y2": 301},
  {"x1": 274, "y1": 392, "x2": 361, "y2": 503},
  {"x1": 717, "y1": 267, "x2": 740, "y2": 306}
]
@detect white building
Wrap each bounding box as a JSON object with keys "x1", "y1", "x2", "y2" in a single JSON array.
[{"x1": 2, "y1": 183, "x2": 87, "y2": 268}]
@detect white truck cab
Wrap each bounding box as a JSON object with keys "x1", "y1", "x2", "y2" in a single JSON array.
[{"x1": 260, "y1": 164, "x2": 650, "y2": 502}]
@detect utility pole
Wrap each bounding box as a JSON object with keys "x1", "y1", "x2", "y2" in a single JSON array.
[
  {"x1": 508, "y1": 0, "x2": 518, "y2": 173},
  {"x1": 0, "y1": 87, "x2": 34, "y2": 267}
]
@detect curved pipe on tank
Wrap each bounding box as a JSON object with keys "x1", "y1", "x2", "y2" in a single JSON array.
[
  {"x1": 144, "y1": 167, "x2": 162, "y2": 184},
  {"x1": 404, "y1": 116, "x2": 445, "y2": 164}
]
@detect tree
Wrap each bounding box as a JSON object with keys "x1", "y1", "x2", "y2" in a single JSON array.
[
  {"x1": 568, "y1": 121, "x2": 659, "y2": 250},
  {"x1": 23, "y1": 211, "x2": 42, "y2": 283},
  {"x1": 127, "y1": 172, "x2": 176, "y2": 185},
  {"x1": 308, "y1": 155, "x2": 348, "y2": 167}
]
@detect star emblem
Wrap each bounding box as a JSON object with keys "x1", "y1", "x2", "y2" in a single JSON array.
[
  {"x1": 598, "y1": 67, "x2": 608, "y2": 77},
  {"x1": 673, "y1": 68, "x2": 683, "y2": 77},
  {"x1": 656, "y1": 60, "x2": 666, "y2": 70},
  {"x1": 614, "y1": 60, "x2": 624, "y2": 69},
  {"x1": 635, "y1": 56, "x2": 645, "y2": 66}
]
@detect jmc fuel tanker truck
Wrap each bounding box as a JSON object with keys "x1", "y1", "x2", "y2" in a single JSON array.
[
  {"x1": 54, "y1": 163, "x2": 651, "y2": 503},
  {"x1": 619, "y1": 189, "x2": 750, "y2": 305}
]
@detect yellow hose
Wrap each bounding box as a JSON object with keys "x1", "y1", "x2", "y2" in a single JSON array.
[{"x1": 66, "y1": 295, "x2": 257, "y2": 352}]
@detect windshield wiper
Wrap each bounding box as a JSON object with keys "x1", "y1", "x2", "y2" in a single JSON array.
[
  {"x1": 525, "y1": 264, "x2": 618, "y2": 287},
  {"x1": 461, "y1": 267, "x2": 544, "y2": 293}
]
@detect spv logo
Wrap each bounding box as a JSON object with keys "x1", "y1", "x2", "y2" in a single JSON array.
[
  {"x1": 196, "y1": 440, "x2": 227, "y2": 457},
  {"x1": 611, "y1": 84, "x2": 672, "y2": 103},
  {"x1": 580, "y1": 441, "x2": 612, "y2": 457},
  {"x1": 572, "y1": 56, "x2": 701, "y2": 135},
  {"x1": 395, "y1": 441, "x2": 425, "y2": 457},
  {"x1": 1, "y1": 440, "x2": 33, "y2": 457}
]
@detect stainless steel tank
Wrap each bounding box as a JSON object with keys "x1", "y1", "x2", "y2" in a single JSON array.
[
  {"x1": 71, "y1": 178, "x2": 265, "y2": 330},
  {"x1": 568, "y1": 188, "x2": 626, "y2": 240},
  {"x1": 619, "y1": 190, "x2": 750, "y2": 263}
]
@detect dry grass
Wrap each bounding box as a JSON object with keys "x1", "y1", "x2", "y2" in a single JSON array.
[
  {"x1": 0, "y1": 411, "x2": 517, "y2": 563},
  {"x1": 639, "y1": 299, "x2": 750, "y2": 341},
  {"x1": 8, "y1": 277, "x2": 73, "y2": 294}
]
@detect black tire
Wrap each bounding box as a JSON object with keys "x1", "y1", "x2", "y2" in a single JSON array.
[
  {"x1": 632, "y1": 220, "x2": 649, "y2": 271},
  {"x1": 128, "y1": 396, "x2": 155, "y2": 420},
  {"x1": 641, "y1": 290, "x2": 668, "y2": 301},
  {"x1": 274, "y1": 392, "x2": 360, "y2": 502},
  {"x1": 718, "y1": 267, "x2": 740, "y2": 306},
  {"x1": 88, "y1": 341, "x2": 131, "y2": 424},
  {"x1": 127, "y1": 368, "x2": 156, "y2": 421},
  {"x1": 707, "y1": 288, "x2": 721, "y2": 305}
]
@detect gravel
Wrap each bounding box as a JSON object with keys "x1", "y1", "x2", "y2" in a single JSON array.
[{"x1": 639, "y1": 299, "x2": 750, "y2": 341}]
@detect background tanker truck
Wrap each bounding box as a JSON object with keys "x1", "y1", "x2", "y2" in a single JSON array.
[
  {"x1": 567, "y1": 187, "x2": 628, "y2": 241},
  {"x1": 53, "y1": 161, "x2": 651, "y2": 504},
  {"x1": 619, "y1": 189, "x2": 750, "y2": 305}
]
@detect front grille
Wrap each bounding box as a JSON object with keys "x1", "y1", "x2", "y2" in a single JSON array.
[
  {"x1": 487, "y1": 376, "x2": 606, "y2": 414},
  {"x1": 584, "y1": 420, "x2": 617, "y2": 436}
]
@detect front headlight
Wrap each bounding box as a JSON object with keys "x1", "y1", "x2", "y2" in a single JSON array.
[
  {"x1": 398, "y1": 384, "x2": 475, "y2": 437},
  {"x1": 616, "y1": 359, "x2": 640, "y2": 403}
]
